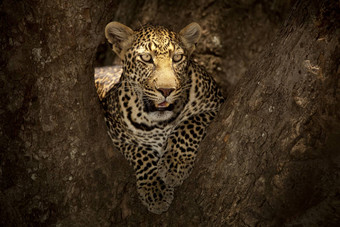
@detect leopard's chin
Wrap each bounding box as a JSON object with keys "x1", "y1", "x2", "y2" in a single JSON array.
[{"x1": 148, "y1": 110, "x2": 175, "y2": 122}]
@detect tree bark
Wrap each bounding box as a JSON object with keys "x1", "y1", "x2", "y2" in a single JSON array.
[
  {"x1": 1, "y1": 0, "x2": 339, "y2": 226},
  {"x1": 188, "y1": 1, "x2": 340, "y2": 225}
]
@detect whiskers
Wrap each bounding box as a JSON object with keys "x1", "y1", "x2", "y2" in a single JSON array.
[
  {"x1": 143, "y1": 90, "x2": 158, "y2": 98},
  {"x1": 171, "y1": 83, "x2": 191, "y2": 99},
  {"x1": 181, "y1": 83, "x2": 192, "y2": 91},
  {"x1": 101, "y1": 76, "x2": 191, "y2": 107}
]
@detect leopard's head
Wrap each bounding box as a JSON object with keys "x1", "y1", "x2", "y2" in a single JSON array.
[{"x1": 105, "y1": 22, "x2": 201, "y2": 121}]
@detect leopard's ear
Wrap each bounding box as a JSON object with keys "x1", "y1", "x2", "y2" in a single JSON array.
[
  {"x1": 105, "y1": 22, "x2": 134, "y2": 59},
  {"x1": 179, "y1": 22, "x2": 202, "y2": 55}
]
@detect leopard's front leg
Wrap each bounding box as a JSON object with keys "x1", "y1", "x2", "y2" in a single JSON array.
[
  {"x1": 158, "y1": 111, "x2": 217, "y2": 187},
  {"x1": 119, "y1": 143, "x2": 174, "y2": 214}
]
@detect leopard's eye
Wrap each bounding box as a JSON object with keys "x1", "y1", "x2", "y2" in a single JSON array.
[
  {"x1": 173, "y1": 54, "x2": 184, "y2": 63},
  {"x1": 140, "y1": 54, "x2": 153, "y2": 63}
]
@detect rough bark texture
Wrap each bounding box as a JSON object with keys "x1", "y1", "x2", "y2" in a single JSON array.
[{"x1": 1, "y1": 0, "x2": 339, "y2": 226}]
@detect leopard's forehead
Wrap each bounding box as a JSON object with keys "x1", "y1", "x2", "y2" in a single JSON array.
[{"x1": 132, "y1": 25, "x2": 181, "y2": 54}]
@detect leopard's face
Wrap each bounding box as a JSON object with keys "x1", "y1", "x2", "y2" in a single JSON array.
[{"x1": 122, "y1": 26, "x2": 191, "y2": 122}]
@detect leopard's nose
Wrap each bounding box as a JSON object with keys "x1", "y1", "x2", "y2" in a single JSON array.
[{"x1": 157, "y1": 88, "x2": 175, "y2": 98}]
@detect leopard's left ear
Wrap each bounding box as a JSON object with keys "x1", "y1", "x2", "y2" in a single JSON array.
[
  {"x1": 179, "y1": 22, "x2": 202, "y2": 55},
  {"x1": 105, "y1": 22, "x2": 134, "y2": 59}
]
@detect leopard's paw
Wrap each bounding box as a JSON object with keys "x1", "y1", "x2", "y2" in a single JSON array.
[
  {"x1": 157, "y1": 157, "x2": 189, "y2": 187},
  {"x1": 136, "y1": 176, "x2": 174, "y2": 214}
]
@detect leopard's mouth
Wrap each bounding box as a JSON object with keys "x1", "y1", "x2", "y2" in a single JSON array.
[
  {"x1": 155, "y1": 101, "x2": 170, "y2": 109},
  {"x1": 155, "y1": 101, "x2": 174, "y2": 111},
  {"x1": 144, "y1": 99, "x2": 174, "y2": 112}
]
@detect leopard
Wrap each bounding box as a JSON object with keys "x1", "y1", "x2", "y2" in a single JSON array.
[{"x1": 96, "y1": 21, "x2": 224, "y2": 214}]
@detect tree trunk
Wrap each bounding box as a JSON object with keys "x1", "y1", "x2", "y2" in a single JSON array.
[{"x1": 1, "y1": 0, "x2": 339, "y2": 226}]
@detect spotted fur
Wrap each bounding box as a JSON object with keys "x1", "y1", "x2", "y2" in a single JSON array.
[
  {"x1": 95, "y1": 66, "x2": 122, "y2": 100},
  {"x1": 98, "y1": 22, "x2": 224, "y2": 214}
]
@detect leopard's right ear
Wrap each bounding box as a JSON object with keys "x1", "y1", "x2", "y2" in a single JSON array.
[
  {"x1": 105, "y1": 22, "x2": 134, "y2": 59},
  {"x1": 179, "y1": 22, "x2": 202, "y2": 55}
]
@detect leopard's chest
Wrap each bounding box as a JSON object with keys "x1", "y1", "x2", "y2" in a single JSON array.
[
  {"x1": 135, "y1": 127, "x2": 171, "y2": 154},
  {"x1": 116, "y1": 96, "x2": 176, "y2": 156},
  {"x1": 116, "y1": 116, "x2": 173, "y2": 157}
]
